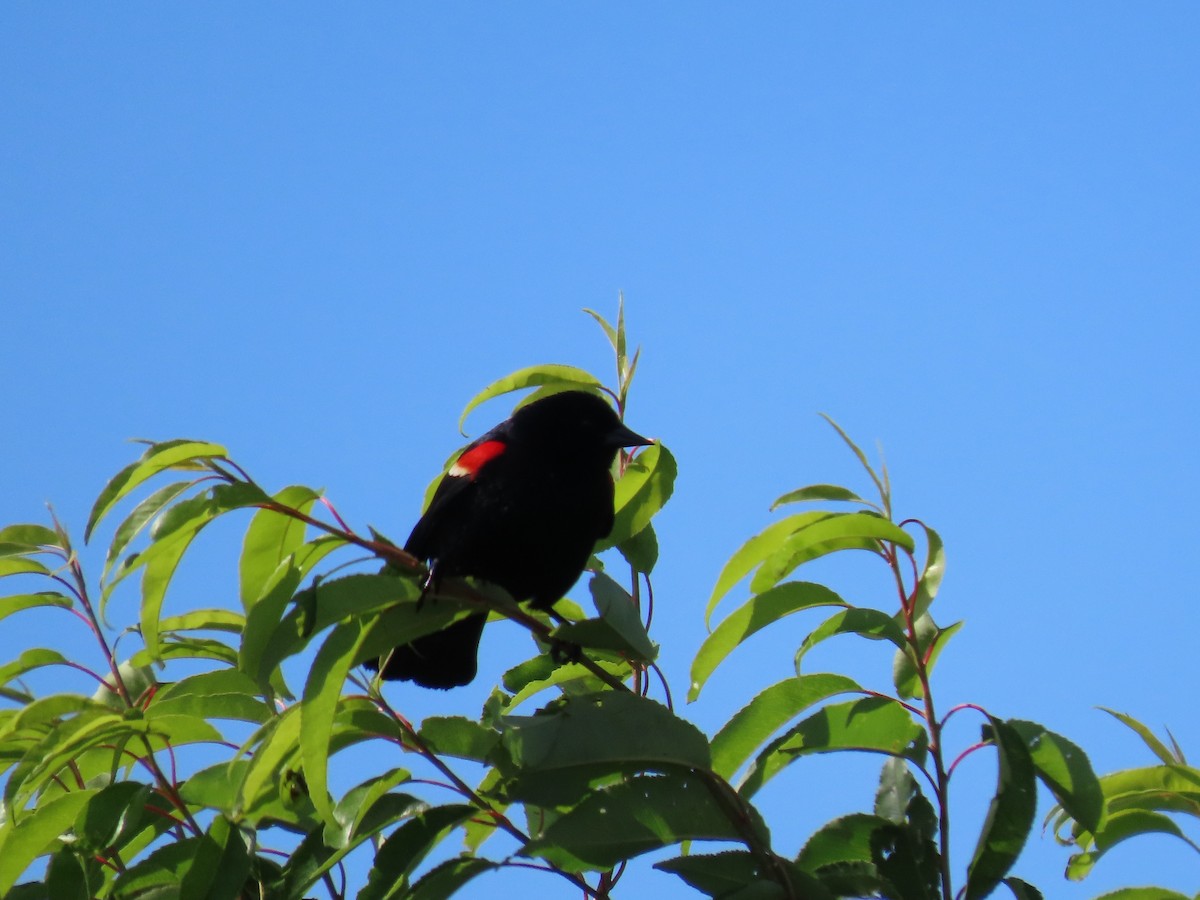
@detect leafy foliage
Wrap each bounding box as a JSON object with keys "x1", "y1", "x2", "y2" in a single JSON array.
[{"x1": 0, "y1": 302, "x2": 1175, "y2": 899}]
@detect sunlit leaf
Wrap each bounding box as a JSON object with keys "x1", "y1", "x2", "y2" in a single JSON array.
[
  {"x1": 599, "y1": 443, "x2": 677, "y2": 550},
  {"x1": 740, "y1": 697, "x2": 925, "y2": 799},
  {"x1": 751, "y1": 512, "x2": 912, "y2": 594},
  {"x1": 0, "y1": 593, "x2": 73, "y2": 624},
  {"x1": 893, "y1": 614, "x2": 962, "y2": 700},
  {"x1": 771, "y1": 484, "x2": 875, "y2": 510},
  {"x1": 1100, "y1": 708, "x2": 1182, "y2": 765},
  {"x1": 1007, "y1": 720, "x2": 1102, "y2": 836},
  {"x1": 86, "y1": 440, "x2": 228, "y2": 540},
  {"x1": 239, "y1": 485, "x2": 321, "y2": 611},
  {"x1": 458, "y1": 365, "x2": 603, "y2": 435},
  {"x1": 795, "y1": 607, "x2": 908, "y2": 671},
  {"x1": 710, "y1": 674, "x2": 862, "y2": 780},
  {"x1": 102, "y1": 480, "x2": 194, "y2": 580},
  {"x1": 691, "y1": 582, "x2": 847, "y2": 701},
  {"x1": 0, "y1": 790, "x2": 97, "y2": 894}
]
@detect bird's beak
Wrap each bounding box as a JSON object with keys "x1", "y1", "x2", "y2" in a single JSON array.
[{"x1": 609, "y1": 422, "x2": 654, "y2": 449}]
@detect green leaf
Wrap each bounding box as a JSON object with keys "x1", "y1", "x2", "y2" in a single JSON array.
[
  {"x1": 705, "y1": 512, "x2": 833, "y2": 626},
  {"x1": 239, "y1": 485, "x2": 321, "y2": 611},
  {"x1": 502, "y1": 692, "x2": 710, "y2": 807},
  {"x1": 177, "y1": 815, "x2": 252, "y2": 900},
  {"x1": 582, "y1": 307, "x2": 618, "y2": 353},
  {"x1": 797, "y1": 812, "x2": 891, "y2": 868},
  {"x1": 1100, "y1": 708, "x2": 1182, "y2": 765},
  {"x1": 301, "y1": 618, "x2": 370, "y2": 824},
  {"x1": 406, "y1": 856, "x2": 499, "y2": 900},
  {"x1": 617, "y1": 521, "x2": 659, "y2": 574},
  {"x1": 1067, "y1": 809, "x2": 1200, "y2": 879},
  {"x1": 584, "y1": 572, "x2": 656, "y2": 661},
  {"x1": 237, "y1": 535, "x2": 347, "y2": 692},
  {"x1": 458, "y1": 365, "x2": 603, "y2": 434},
  {"x1": 690, "y1": 582, "x2": 848, "y2": 701},
  {"x1": 159, "y1": 607, "x2": 245, "y2": 634},
  {"x1": 147, "y1": 669, "x2": 272, "y2": 724},
  {"x1": 86, "y1": 439, "x2": 228, "y2": 540},
  {"x1": 1007, "y1": 720, "x2": 1103, "y2": 836},
  {"x1": 0, "y1": 790, "x2": 97, "y2": 894},
  {"x1": 73, "y1": 781, "x2": 155, "y2": 853},
  {"x1": 710, "y1": 674, "x2": 862, "y2": 780},
  {"x1": 740, "y1": 697, "x2": 925, "y2": 799},
  {"x1": 908, "y1": 524, "x2": 945, "y2": 620},
  {"x1": 893, "y1": 614, "x2": 962, "y2": 700},
  {"x1": 236, "y1": 706, "x2": 302, "y2": 823},
  {"x1": 965, "y1": 718, "x2": 1038, "y2": 900},
  {"x1": 795, "y1": 607, "x2": 908, "y2": 671},
  {"x1": 0, "y1": 592, "x2": 74, "y2": 623},
  {"x1": 101, "y1": 479, "x2": 194, "y2": 581},
  {"x1": 1092, "y1": 889, "x2": 1194, "y2": 900},
  {"x1": 357, "y1": 805, "x2": 477, "y2": 900},
  {"x1": 45, "y1": 848, "x2": 103, "y2": 900},
  {"x1": 0, "y1": 525, "x2": 63, "y2": 553},
  {"x1": 502, "y1": 659, "x2": 632, "y2": 712},
  {"x1": 0, "y1": 557, "x2": 50, "y2": 579},
  {"x1": 751, "y1": 512, "x2": 913, "y2": 594},
  {"x1": 771, "y1": 484, "x2": 875, "y2": 509},
  {"x1": 598, "y1": 442, "x2": 677, "y2": 550},
  {"x1": 656, "y1": 851, "x2": 830, "y2": 899},
  {"x1": 0, "y1": 648, "x2": 70, "y2": 688},
  {"x1": 524, "y1": 771, "x2": 763, "y2": 870},
  {"x1": 818, "y1": 414, "x2": 885, "y2": 504},
  {"x1": 418, "y1": 717, "x2": 501, "y2": 763},
  {"x1": 1002, "y1": 877, "x2": 1045, "y2": 899}
]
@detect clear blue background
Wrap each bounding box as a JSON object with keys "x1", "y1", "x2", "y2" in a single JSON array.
[{"x1": 3, "y1": 5, "x2": 1198, "y2": 897}]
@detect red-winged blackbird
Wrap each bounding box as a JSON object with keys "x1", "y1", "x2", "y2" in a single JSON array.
[{"x1": 375, "y1": 390, "x2": 652, "y2": 689}]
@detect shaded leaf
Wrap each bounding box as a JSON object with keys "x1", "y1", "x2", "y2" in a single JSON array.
[{"x1": 598, "y1": 443, "x2": 677, "y2": 550}]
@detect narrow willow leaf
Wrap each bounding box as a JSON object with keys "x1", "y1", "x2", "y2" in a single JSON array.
[
  {"x1": 1091, "y1": 888, "x2": 1193, "y2": 900},
  {"x1": 147, "y1": 669, "x2": 272, "y2": 724},
  {"x1": 1067, "y1": 809, "x2": 1200, "y2": 880},
  {"x1": 705, "y1": 512, "x2": 833, "y2": 627},
  {"x1": 236, "y1": 706, "x2": 302, "y2": 823},
  {"x1": 301, "y1": 619, "x2": 369, "y2": 824},
  {"x1": 796, "y1": 812, "x2": 892, "y2": 868},
  {"x1": 102, "y1": 480, "x2": 195, "y2": 580},
  {"x1": 740, "y1": 697, "x2": 925, "y2": 799},
  {"x1": 751, "y1": 512, "x2": 913, "y2": 595},
  {"x1": 357, "y1": 805, "x2": 476, "y2": 900},
  {"x1": 965, "y1": 718, "x2": 1038, "y2": 900},
  {"x1": 818, "y1": 414, "x2": 885, "y2": 502},
  {"x1": 1007, "y1": 720, "x2": 1103, "y2": 836},
  {"x1": 1100, "y1": 708, "x2": 1181, "y2": 765},
  {"x1": 502, "y1": 659, "x2": 631, "y2": 712},
  {"x1": 582, "y1": 307, "x2": 618, "y2": 353},
  {"x1": 690, "y1": 582, "x2": 848, "y2": 701},
  {"x1": 893, "y1": 615, "x2": 963, "y2": 700},
  {"x1": 0, "y1": 592, "x2": 73, "y2": 623},
  {"x1": 0, "y1": 790, "x2": 97, "y2": 893},
  {"x1": 159, "y1": 608, "x2": 245, "y2": 635},
  {"x1": 238, "y1": 536, "x2": 347, "y2": 692},
  {"x1": 795, "y1": 607, "x2": 908, "y2": 671},
  {"x1": 86, "y1": 439, "x2": 228, "y2": 540},
  {"x1": 457, "y1": 365, "x2": 603, "y2": 434},
  {"x1": 656, "y1": 851, "x2": 828, "y2": 899},
  {"x1": 0, "y1": 525, "x2": 62, "y2": 551},
  {"x1": 771, "y1": 484, "x2": 874, "y2": 510},
  {"x1": 524, "y1": 771, "x2": 759, "y2": 870},
  {"x1": 598, "y1": 443, "x2": 677, "y2": 551},
  {"x1": 0, "y1": 648, "x2": 70, "y2": 688},
  {"x1": 1002, "y1": 877, "x2": 1045, "y2": 899},
  {"x1": 909, "y1": 524, "x2": 945, "y2": 620},
  {"x1": 710, "y1": 674, "x2": 863, "y2": 780},
  {"x1": 177, "y1": 815, "x2": 252, "y2": 900},
  {"x1": 617, "y1": 522, "x2": 658, "y2": 573},
  {"x1": 588, "y1": 571, "x2": 656, "y2": 660},
  {"x1": 239, "y1": 485, "x2": 321, "y2": 611},
  {"x1": 0, "y1": 558, "x2": 50, "y2": 579},
  {"x1": 418, "y1": 717, "x2": 501, "y2": 763},
  {"x1": 407, "y1": 856, "x2": 499, "y2": 900},
  {"x1": 73, "y1": 782, "x2": 155, "y2": 853}
]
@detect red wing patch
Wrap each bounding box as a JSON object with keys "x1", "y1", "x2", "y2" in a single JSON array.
[{"x1": 449, "y1": 439, "x2": 507, "y2": 479}]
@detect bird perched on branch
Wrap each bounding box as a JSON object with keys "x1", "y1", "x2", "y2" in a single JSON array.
[{"x1": 373, "y1": 389, "x2": 652, "y2": 688}]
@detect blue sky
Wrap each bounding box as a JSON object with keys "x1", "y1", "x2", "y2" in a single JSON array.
[{"x1": 3, "y1": 5, "x2": 1198, "y2": 897}]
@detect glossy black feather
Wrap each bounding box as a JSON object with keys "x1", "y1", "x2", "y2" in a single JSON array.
[{"x1": 376, "y1": 391, "x2": 650, "y2": 688}]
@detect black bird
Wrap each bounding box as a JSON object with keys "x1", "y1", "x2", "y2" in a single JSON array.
[{"x1": 376, "y1": 390, "x2": 652, "y2": 688}]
